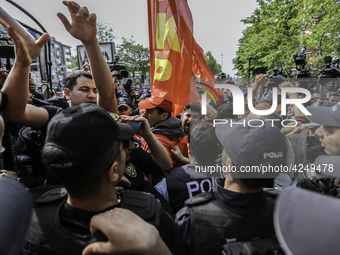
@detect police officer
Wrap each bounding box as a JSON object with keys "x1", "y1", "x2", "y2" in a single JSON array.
[
  {"x1": 174, "y1": 119, "x2": 287, "y2": 255},
  {"x1": 22, "y1": 104, "x2": 174, "y2": 255},
  {"x1": 155, "y1": 123, "x2": 221, "y2": 213}
]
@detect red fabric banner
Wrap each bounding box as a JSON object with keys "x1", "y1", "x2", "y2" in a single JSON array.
[
  {"x1": 147, "y1": 0, "x2": 193, "y2": 116},
  {"x1": 192, "y1": 38, "x2": 216, "y2": 81}
]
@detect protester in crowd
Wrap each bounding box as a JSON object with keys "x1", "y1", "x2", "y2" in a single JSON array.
[
  {"x1": 139, "y1": 96, "x2": 184, "y2": 169},
  {"x1": 329, "y1": 93, "x2": 340, "y2": 104},
  {"x1": 123, "y1": 79, "x2": 140, "y2": 115},
  {"x1": 22, "y1": 104, "x2": 174, "y2": 254},
  {"x1": 83, "y1": 208, "x2": 172, "y2": 255},
  {"x1": 155, "y1": 123, "x2": 221, "y2": 213},
  {"x1": 311, "y1": 91, "x2": 320, "y2": 103},
  {"x1": 28, "y1": 79, "x2": 44, "y2": 104},
  {"x1": 307, "y1": 103, "x2": 340, "y2": 156},
  {"x1": 174, "y1": 120, "x2": 286, "y2": 255},
  {"x1": 216, "y1": 101, "x2": 238, "y2": 120},
  {"x1": 283, "y1": 100, "x2": 335, "y2": 159},
  {"x1": 279, "y1": 82, "x2": 309, "y2": 122},
  {"x1": 242, "y1": 73, "x2": 267, "y2": 118},
  {"x1": 0, "y1": 1, "x2": 119, "y2": 188},
  {"x1": 181, "y1": 103, "x2": 200, "y2": 135},
  {"x1": 2, "y1": 1, "x2": 117, "y2": 131},
  {"x1": 109, "y1": 112, "x2": 173, "y2": 213},
  {"x1": 170, "y1": 103, "x2": 201, "y2": 165}
]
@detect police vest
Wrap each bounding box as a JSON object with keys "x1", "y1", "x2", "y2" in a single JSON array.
[
  {"x1": 23, "y1": 188, "x2": 163, "y2": 255},
  {"x1": 185, "y1": 192, "x2": 278, "y2": 255},
  {"x1": 166, "y1": 164, "x2": 216, "y2": 213}
]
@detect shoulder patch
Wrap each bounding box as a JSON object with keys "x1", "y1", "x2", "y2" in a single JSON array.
[
  {"x1": 36, "y1": 188, "x2": 68, "y2": 204},
  {"x1": 125, "y1": 163, "x2": 137, "y2": 178},
  {"x1": 185, "y1": 192, "x2": 212, "y2": 206}
]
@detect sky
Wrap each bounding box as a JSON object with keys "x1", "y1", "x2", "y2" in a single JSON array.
[{"x1": 2, "y1": 0, "x2": 258, "y2": 77}]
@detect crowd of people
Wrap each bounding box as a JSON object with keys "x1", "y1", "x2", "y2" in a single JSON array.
[{"x1": 0, "y1": 1, "x2": 339, "y2": 255}]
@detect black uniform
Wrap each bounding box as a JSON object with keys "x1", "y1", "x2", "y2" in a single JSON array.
[
  {"x1": 155, "y1": 164, "x2": 218, "y2": 213},
  {"x1": 174, "y1": 178, "x2": 278, "y2": 255},
  {"x1": 23, "y1": 188, "x2": 174, "y2": 255}
]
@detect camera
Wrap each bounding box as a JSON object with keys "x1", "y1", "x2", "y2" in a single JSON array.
[
  {"x1": 318, "y1": 56, "x2": 340, "y2": 90},
  {"x1": 292, "y1": 47, "x2": 318, "y2": 89},
  {"x1": 266, "y1": 67, "x2": 287, "y2": 89},
  {"x1": 319, "y1": 56, "x2": 340, "y2": 79},
  {"x1": 108, "y1": 55, "x2": 129, "y2": 79}
]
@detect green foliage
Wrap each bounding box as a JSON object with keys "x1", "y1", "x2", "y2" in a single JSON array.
[
  {"x1": 116, "y1": 36, "x2": 150, "y2": 78},
  {"x1": 96, "y1": 22, "x2": 116, "y2": 43},
  {"x1": 233, "y1": 0, "x2": 340, "y2": 78},
  {"x1": 204, "y1": 51, "x2": 222, "y2": 75},
  {"x1": 95, "y1": 23, "x2": 149, "y2": 78},
  {"x1": 66, "y1": 55, "x2": 78, "y2": 70}
]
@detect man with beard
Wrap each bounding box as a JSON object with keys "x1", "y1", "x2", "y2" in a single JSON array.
[{"x1": 170, "y1": 103, "x2": 201, "y2": 165}]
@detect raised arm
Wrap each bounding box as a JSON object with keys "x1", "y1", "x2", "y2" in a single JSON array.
[
  {"x1": 127, "y1": 115, "x2": 173, "y2": 171},
  {"x1": 1, "y1": 26, "x2": 50, "y2": 129},
  {"x1": 319, "y1": 83, "x2": 326, "y2": 101},
  {"x1": 279, "y1": 81, "x2": 306, "y2": 117},
  {"x1": 57, "y1": 1, "x2": 117, "y2": 112},
  {"x1": 252, "y1": 74, "x2": 268, "y2": 104}
]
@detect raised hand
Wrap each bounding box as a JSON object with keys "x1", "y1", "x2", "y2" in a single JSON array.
[
  {"x1": 6, "y1": 26, "x2": 49, "y2": 67},
  {"x1": 57, "y1": 1, "x2": 97, "y2": 44},
  {"x1": 254, "y1": 74, "x2": 268, "y2": 87}
]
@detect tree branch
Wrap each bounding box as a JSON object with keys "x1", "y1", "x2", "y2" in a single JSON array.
[{"x1": 319, "y1": 32, "x2": 325, "y2": 56}]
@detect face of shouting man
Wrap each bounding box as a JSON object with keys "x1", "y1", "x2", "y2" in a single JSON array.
[
  {"x1": 181, "y1": 109, "x2": 200, "y2": 133},
  {"x1": 315, "y1": 125, "x2": 340, "y2": 156}
]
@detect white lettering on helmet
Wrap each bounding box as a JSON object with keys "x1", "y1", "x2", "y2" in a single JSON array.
[{"x1": 263, "y1": 151, "x2": 283, "y2": 159}]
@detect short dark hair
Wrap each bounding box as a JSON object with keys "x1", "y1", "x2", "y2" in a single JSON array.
[
  {"x1": 217, "y1": 102, "x2": 237, "y2": 120},
  {"x1": 42, "y1": 140, "x2": 121, "y2": 199},
  {"x1": 183, "y1": 103, "x2": 201, "y2": 114},
  {"x1": 155, "y1": 107, "x2": 170, "y2": 119},
  {"x1": 240, "y1": 178, "x2": 274, "y2": 190},
  {"x1": 65, "y1": 70, "x2": 93, "y2": 91},
  {"x1": 223, "y1": 153, "x2": 276, "y2": 190},
  {"x1": 190, "y1": 123, "x2": 221, "y2": 166}
]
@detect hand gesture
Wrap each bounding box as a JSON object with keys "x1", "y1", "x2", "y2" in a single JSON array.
[
  {"x1": 254, "y1": 74, "x2": 268, "y2": 88},
  {"x1": 0, "y1": 170, "x2": 18, "y2": 179},
  {"x1": 57, "y1": 1, "x2": 97, "y2": 43},
  {"x1": 170, "y1": 146, "x2": 185, "y2": 162},
  {"x1": 278, "y1": 81, "x2": 293, "y2": 91},
  {"x1": 125, "y1": 115, "x2": 152, "y2": 138},
  {"x1": 6, "y1": 26, "x2": 49, "y2": 67}
]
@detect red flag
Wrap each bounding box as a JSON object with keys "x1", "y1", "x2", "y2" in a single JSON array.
[
  {"x1": 192, "y1": 38, "x2": 224, "y2": 103},
  {"x1": 147, "y1": 0, "x2": 193, "y2": 116},
  {"x1": 192, "y1": 38, "x2": 217, "y2": 81}
]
